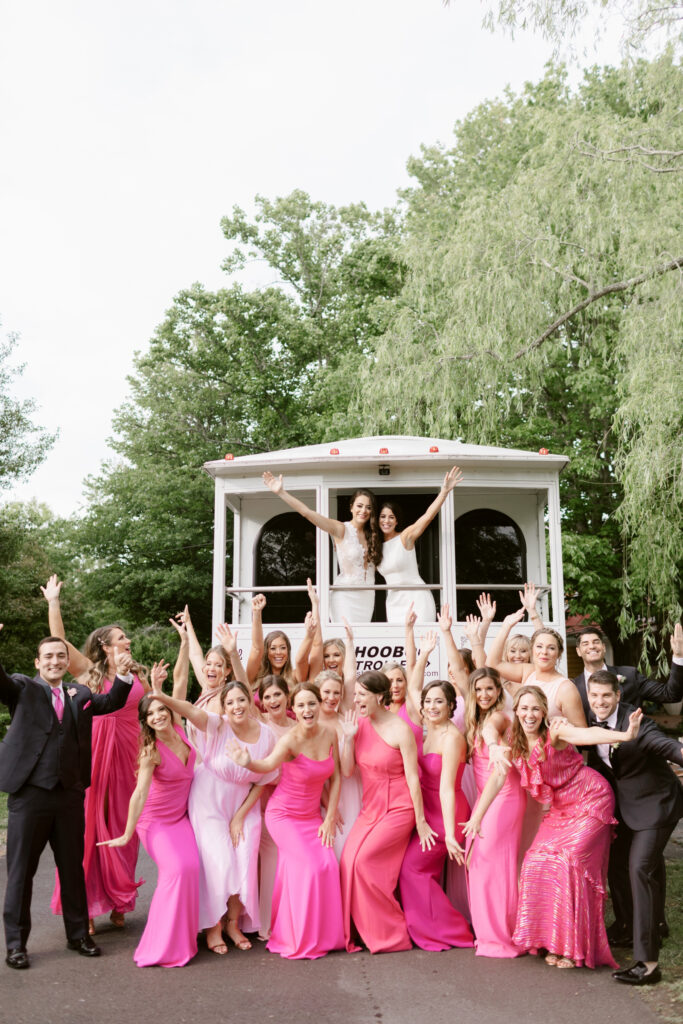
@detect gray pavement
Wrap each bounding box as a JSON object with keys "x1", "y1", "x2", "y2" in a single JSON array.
[{"x1": 0, "y1": 849, "x2": 662, "y2": 1024}]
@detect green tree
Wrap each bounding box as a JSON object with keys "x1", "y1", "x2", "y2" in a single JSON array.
[{"x1": 0, "y1": 330, "x2": 55, "y2": 489}]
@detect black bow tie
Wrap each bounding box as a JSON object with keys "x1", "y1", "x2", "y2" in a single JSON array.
[{"x1": 592, "y1": 719, "x2": 611, "y2": 728}]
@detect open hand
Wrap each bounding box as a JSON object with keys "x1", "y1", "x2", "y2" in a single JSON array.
[
  {"x1": 216, "y1": 622, "x2": 238, "y2": 654},
  {"x1": 262, "y1": 471, "x2": 283, "y2": 494},
  {"x1": 40, "y1": 574, "x2": 63, "y2": 603},
  {"x1": 341, "y1": 709, "x2": 358, "y2": 738},
  {"x1": 436, "y1": 603, "x2": 452, "y2": 633},
  {"x1": 445, "y1": 835, "x2": 466, "y2": 864},
  {"x1": 405, "y1": 601, "x2": 417, "y2": 630},
  {"x1": 225, "y1": 738, "x2": 251, "y2": 767},
  {"x1": 417, "y1": 819, "x2": 438, "y2": 852}
]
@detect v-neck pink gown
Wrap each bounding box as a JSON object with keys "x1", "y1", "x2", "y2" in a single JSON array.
[
  {"x1": 265, "y1": 752, "x2": 345, "y2": 959},
  {"x1": 341, "y1": 717, "x2": 415, "y2": 953},
  {"x1": 399, "y1": 751, "x2": 473, "y2": 950},
  {"x1": 134, "y1": 726, "x2": 200, "y2": 968}
]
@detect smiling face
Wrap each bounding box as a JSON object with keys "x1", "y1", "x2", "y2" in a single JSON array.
[
  {"x1": 262, "y1": 683, "x2": 287, "y2": 718},
  {"x1": 319, "y1": 677, "x2": 342, "y2": 714},
  {"x1": 385, "y1": 666, "x2": 407, "y2": 705},
  {"x1": 354, "y1": 682, "x2": 381, "y2": 717},
  {"x1": 515, "y1": 693, "x2": 545, "y2": 735},
  {"x1": 102, "y1": 627, "x2": 131, "y2": 661},
  {"x1": 474, "y1": 676, "x2": 501, "y2": 712},
  {"x1": 323, "y1": 642, "x2": 344, "y2": 673},
  {"x1": 145, "y1": 699, "x2": 172, "y2": 733},
  {"x1": 204, "y1": 650, "x2": 228, "y2": 690},
  {"x1": 292, "y1": 689, "x2": 320, "y2": 728},
  {"x1": 586, "y1": 680, "x2": 619, "y2": 722},
  {"x1": 577, "y1": 632, "x2": 607, "y2": 668},
  {"x1": 532, "y1": 633, "x2": 560, "y2": 671},
  {"x1": 350, "y1": 494, "x2": 373, "y2": 526},
  {"x1": 379, "y1": 505, "x2": 398, "y2": 537},
  {"x1": 267, "y1": 635, "x2": 289, "y2": 673},
  {"x1": 224, "y1": 687, "x2": 250, "y2": 726},
  {"x1": 422, "y1": 686, "x2": 450, "y2": 725},
  {"x1": 506, "y1": 637, "x2": 531, "y2": 664},
  {"x1": 35, "y1": 640, "x2": 69, "y2": 687}
]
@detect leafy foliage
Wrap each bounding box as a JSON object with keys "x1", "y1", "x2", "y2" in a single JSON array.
[{"x1": 0, "y1": 332, "x2": 55, "y2": 490}]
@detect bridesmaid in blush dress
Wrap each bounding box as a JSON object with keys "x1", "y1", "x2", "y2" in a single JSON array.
[
  {"x1": 466, "y1": 685, "x2": 642, "y2": 969},
  {"x1": 315, "y1": 669, "x2": 363, "y2": 861},
  {"x1": 461, "y1": 667, "x2": 524, "y2": 958},
  {"x1": 398, "y1": 680, "x2": 473, "y2": 951},
  {"x1": 340, "y1": 671, "x2": 436, "y2": 953},
  {"x1": 100, "y1": 680, "x2": 199, "y2": 968},
  {"x1": 227, "y1": 682, "x2": 345, "y2": 960}
]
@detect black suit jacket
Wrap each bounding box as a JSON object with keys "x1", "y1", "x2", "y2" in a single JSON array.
[
  {"x1": 586, "y1": 701, "x2": 683, "y2": 832},
  {"x1": 0, "y1": 663, "x2": 132, "y2": 794},
  {"x1": 574, "y1": 661, "x2": 683, "y2": 721}
]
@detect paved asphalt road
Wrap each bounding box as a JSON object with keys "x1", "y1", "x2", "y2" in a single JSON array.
[{"x1": 0, "y1": 848, "x2": 661, "y2": 1024}]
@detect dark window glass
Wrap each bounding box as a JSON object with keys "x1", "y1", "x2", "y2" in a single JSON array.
[
  {"x1": 455, "y1": 508, "x2": 526, "y2": 619},
  {"x1": 255, "y1": 512, "x2": 316, "y2": 624}
]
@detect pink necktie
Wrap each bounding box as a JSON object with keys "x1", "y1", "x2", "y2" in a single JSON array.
[{"x1": 52, "y1": 688, "x2": 64, "y2": 722}]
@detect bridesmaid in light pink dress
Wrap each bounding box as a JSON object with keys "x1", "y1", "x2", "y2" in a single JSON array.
[
  {"x1": 466, "y1": 685, "x2": 641, "y2": 969},
  {"x1": 227, "y1": 682, "x2": 344, "y2": 959},
  {"x1": 340, "y1": 671, "x2": 436, "y2": 953},
  {"x1": 398, "y1": 681, "x2": 473, "y2": 951},
  {"x1": 101, "y1": 688, "x2": 200, "y2": 968},
  {"x1": 462, "y1": 667, "x2": 524, "y2": 957}
]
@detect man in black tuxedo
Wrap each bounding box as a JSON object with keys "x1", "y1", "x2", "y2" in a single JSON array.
[
  {"x1": 586, "y1": 669, "x2": 683, "y2": 985},
  {"x1": 573, "y1": 624, "x2": 683, "y2": 720},
  {"x1": 0, "y1": 628, "x2": 134, "y2": 969}
]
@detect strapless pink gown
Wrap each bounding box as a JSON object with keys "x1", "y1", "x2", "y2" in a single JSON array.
[
  {"x1": 467, "y1": 740, "x2": 525, "y2": 957},
  {"x1": 513, "y1": 741, "x2": 617, "y2": 968},
  {"x1": 134, "y1": 727, "x2": 200, "y2": 968},
  {"x1": 51, "y1": 675, "x2": 145, "y2": 919},
  {"x1": 341, "y1": 717, "x2": 415, "y2": 953},
  {"x1": 265, "y1": 752, "x2": 344, "y2": 959},
  {"x1": 399, "y1": 752, "x2": 473, "y2": 950}
]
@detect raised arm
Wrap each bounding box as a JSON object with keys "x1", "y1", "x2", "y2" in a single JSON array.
[
  {"x1": 405, "y1": 602, "x2": 417, "y2": 675},
  {"x1": 406, "y1": 630, "x2": 437, "y2": 716},
  {"x1": 636, "y1": 623, "x2": 683, "y2": 704},
  {"x1": 400, "y1": 466, "x2": 463, "y2": 548},
  {"x1": 295, "y1": 612, "x2": 317, "y2": 682},
  {"x1": 246, "y1": 594, "x2": 266, "y2": 684},
  {"x1": 475, "y1": 593, "x2": 497, "y2": 660},
  {"x1": 340, "y1": 618, "x2": 357, "y2": 711},
  {"x1": 98, "y1": 754, "x2": 155, "y2": 846},
  {"x1": 169, "y1": 614, "x2": 190, "y2": 701},
  {"x1": 438, "y1": 604, "x2": 469, "y2": 698},
  {"x1": 550, "y1": 709, "x2": 642, "y2": 749},
  {"x1": 263, "y1": 472, "x2": 345, "y2": 540},
  {"x1": 225, "y1": 729, "x2": 294, "y2": 775},
  {"x1": 340, "y1": 710, "x2": 358, "y2": 777},
  {"x1": 215, "y1": 622, "x2": 248, "y2": 686},
  {"x1": 174, "y1": 606, "x2": 207, "y2": 687},
  {"x1": 463, "y1": 615, "x2": 486, "y2": 672},
  {"x1": 519, "y1": 582, "x2": 544, "y2": 630},
  {"x1": 306, "y1": 579, "x2": 325, "y2": 679},
  {"x1": 150, "y1": 665, "x2": 209, "y2": 731},
  {"x1": 40, "y1": 575, "x2": 91, "y2": 679},
  {"x1": 485, "y1": 608, "x2": 527, "y2": 680}
]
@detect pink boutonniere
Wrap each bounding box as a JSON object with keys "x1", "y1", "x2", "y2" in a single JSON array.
[
  {"x1": 617, "y1": 675, "x2": 626, "y2": 686},
  {"x1": 67, "y1": 688, "x2": 77, "y2": 698}
]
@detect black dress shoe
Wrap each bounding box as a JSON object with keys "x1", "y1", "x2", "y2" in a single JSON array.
[
  {"x1": 66, "y1": 936, "x2": 101, "y2": 957},
  {"x1": 613, "y1": 962, "x2": 661, "y2": 985},
  {"x1": 606, "y1": 922, "x2": 632, "y2": 945},
  {"x1": 5, "y1": 948, "x2": 30, "y2": 969}
]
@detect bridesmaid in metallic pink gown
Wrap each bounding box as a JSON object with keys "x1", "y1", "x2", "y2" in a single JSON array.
[
  {"x1": 340, "y1": 671, "x2": 436, "y2": 953},
  {"x1": 227, "y1": 682, "x2": 344, "y2": 959},
  {"x1": 466, "y1": 685, "x2": 642, "y2": 969},
  {"x1": 398, "y1": 681, "x2": 473, "y2": 951},
  {"x1": 101, "y1": 688, "x2": 200, "y2": 968}
]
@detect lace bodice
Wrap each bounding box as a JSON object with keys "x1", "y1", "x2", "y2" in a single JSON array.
[{"x1": 335, "y1": 521, "x2": 375, "y2": 583}]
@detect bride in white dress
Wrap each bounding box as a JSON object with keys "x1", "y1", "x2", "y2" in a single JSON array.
[
  {"x1": 378, "y1": 466, "x2": 463, "y2": 623},
  {"x1": 262, "y1": 472, "x2": 382, "y2": 623}
]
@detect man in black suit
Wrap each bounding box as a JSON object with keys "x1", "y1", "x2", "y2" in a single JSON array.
[
  {"x1": 0, "y1": 628, "x2": 134, "y2": 969},
  {"x1": 573, "y1": 623, "x2": 683, "y2": 720},
  {"x1": 586, "y1": 668, "x2": 683, "y2": 985}
]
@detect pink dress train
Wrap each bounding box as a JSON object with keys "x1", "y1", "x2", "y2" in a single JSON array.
[
  {"x1": 51, "y1": 675, "x2": 145, "y2": 919},
  {"x1": 265, "y1": 752, "x2": 345, "y2": 959},
  {"x1": 512, "y1": 740, "x2": 617, "y2": 969},
  {"x1": 341, "y1": 717, "x2": 415, "y2": 953},
  {"x1": 134, "y1": 726, "x2": 199, "y2": 967},
  {"x1": 467, "y1": 739, "x2": 525, "y2": 957},
  {"x1": 399, "y1": 753, "x2": 473, "y2": 950}
]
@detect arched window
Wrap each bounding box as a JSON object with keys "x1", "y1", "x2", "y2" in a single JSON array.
[
  {"x1": 454, "y1": 508, "x2": 527, "y2": 619},
  {"x1": 255, "y1": 512, "x2": 316, "y2": 624}
]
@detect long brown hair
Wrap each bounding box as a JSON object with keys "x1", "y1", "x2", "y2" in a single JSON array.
[
  {"x1": 349, "y1": 489, "x2": 382, "y2": 567},
  {"x1": 510, "y1": 685, "x2": 549, "y2": 761},
  {"x1": 83, "y1": 625, "x2": 147, "y2": 694},
  {"x1": 464, "y1": 667, "x2": 505, "y2": 754},
  {"x1": 137, "y1": 694, "x2": 164, "y2": 768},
  {"x1": 257, "y1": 631, "x2": 295, "y2": 686}
]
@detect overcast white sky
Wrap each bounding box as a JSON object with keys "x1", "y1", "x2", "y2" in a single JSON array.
[{"x1": 1, "y1": 1, "x2": 623, "y2": 516}]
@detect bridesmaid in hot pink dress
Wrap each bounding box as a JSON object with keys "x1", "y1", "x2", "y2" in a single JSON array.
[
  {"x1": 340, "y1": 671, "x2": 436, "y2": 953},
  {"x1": 398, "y1": 681, "x2": 473, "y2": 951},
  {"x1": 227, "y1": 682, "x2": 344, "y2": 959},
  {"x1": 101, "y1": 688, "x2": 200, "y2": 968},
  {"x1": 463, "y1": 667, "x2": 525, "y2": 958},
  {"x1": 466, "y1": 685, "x2": 642, "y2": 969}
]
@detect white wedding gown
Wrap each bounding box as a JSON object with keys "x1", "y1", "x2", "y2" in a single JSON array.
[{"x1": 378, "y1": 535, "x2": 436, "y2": 623}]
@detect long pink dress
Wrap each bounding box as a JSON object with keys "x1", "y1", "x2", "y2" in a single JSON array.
[
  {"x1": 51, "y1": 675, "x2": 145, "y2": 919},
  {"x1": 512, "y1": 740, "x2": 617, "y2": 968},
  {"x1": 134, "y1": 726, "x2": 200, "y2": 968},
  {"x1": 190, "y1": 714, "x2": 276, "y2": 931},
  {"x1": 398, "y1": 751, "x2": 473, "y2": 951},
  {"x1": 265, "y1": 752, "x2": 345, "y2": 959},
  {"x1": 467, "y1": 739, "x2": 525, "y2": 957},
  {"x1": 341, "y1": 717, "x2": 415, "y2": 953},
  {"x1": 332, "y1": 733, "x2": 363, "y2": 862},
  {"x1": 446, "y1": 702, "x2": 476, "y2": 920}
]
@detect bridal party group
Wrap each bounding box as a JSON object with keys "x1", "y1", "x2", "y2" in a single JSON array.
[{"x1": 1, "y1": 469, "x2": 682, "y2": 987}]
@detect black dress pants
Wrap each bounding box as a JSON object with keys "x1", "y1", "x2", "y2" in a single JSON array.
[{"x1": 3, "y1": 783, "x2": 88, "y2": 950}]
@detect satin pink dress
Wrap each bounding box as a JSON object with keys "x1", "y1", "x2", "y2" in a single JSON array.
[
  {"x1": 51, "y1": 675, "x2": 145, "y2": 919},
  {"x1": 341, "y1": 717, "x2": 415, "y2": 953},
  {"x1": 134, "y1": 726, "x2": 200, "y2": 968},
  {"x1": 399, "y1": 751, "x2": 473, "y2": 951},
  {"x1": 512, "y1": 740, "x2": 617, "y2": 968},
  {"x1": 467, "y1": 739, "x2": 525, "y2": 957},
  {"x1": 265, "y1": 752, "x2": 345, "y2": 959}
]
